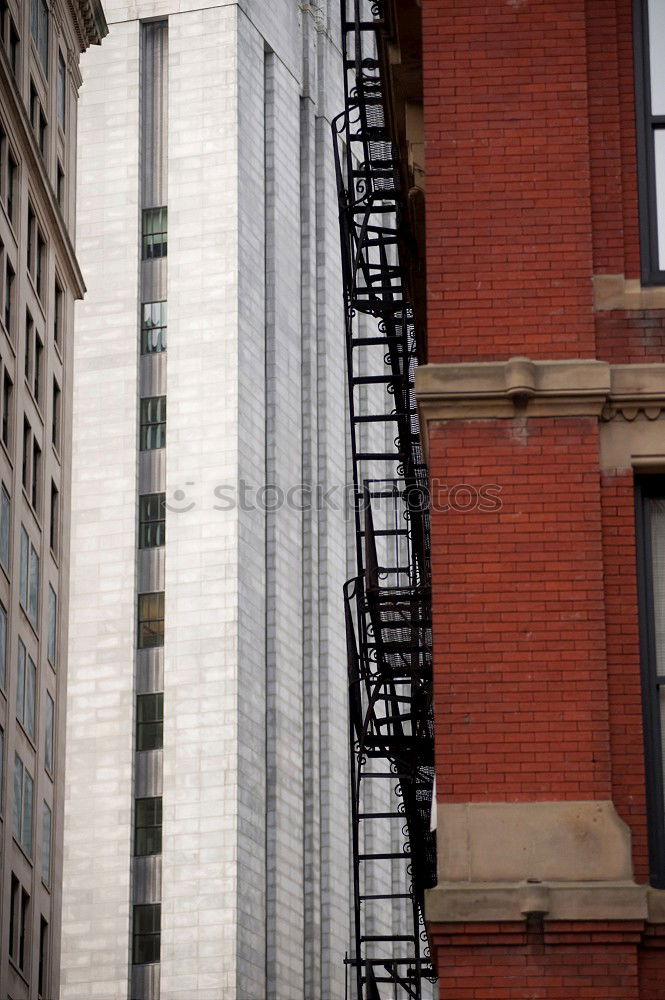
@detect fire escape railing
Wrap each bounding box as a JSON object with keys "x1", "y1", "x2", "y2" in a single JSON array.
[{"x1": 332, "y1": 2, "x2": 436, "y2": 998}]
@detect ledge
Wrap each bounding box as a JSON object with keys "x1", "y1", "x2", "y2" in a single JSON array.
[
  {"x1": 425, "y1": 880, "x2": 648, "y2": 924},
  {"x1": 593, "y1": 274, "x2": 665, "y2": 312}
]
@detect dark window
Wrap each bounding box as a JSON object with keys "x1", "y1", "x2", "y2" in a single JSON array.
[
  {"x1": 2, "y1": 369, "x2": 11, "y2": 446},
  {"x1": 139, "y1": 396, "x2": 166, "y2": 450},
  {"x1": 132, "y1": 903, "x2": 160, "y2": 965},
  {"x1": 57, "y1": 51, "x2": 65, "y2": 129},
  {"x1": 49, "y1": 481, "x2": 58, "y2": 553},
  {"x1": 0, "y1": 485, "x2": 9, "y2": 569},
  {"x1": 136, "y1": 692, "x2": 163, "y2": 751},
  {"x1": 4, "y1": 256, "x2": 14, "y2": 333},
  {"x1": 8, "y1": 13, "x2": 18, "y2": 75},
  {"x1": 142, "y1": 207, "x2": 167, "y2": 259},
  {"x1": 30, "y1": 0, "x2": 48, "y2": 71},
  {"x1": 636, "y1": 2, "x2": 665, "y2": 281},
  {"x1": 134, "y1": 796, "x2": 162, "y2": 856},
  {"x1": 139, "y1": 493, "x2": 165, "y2": 548},
  {"x1": 56, "y1": 161, "x2": 64, "y2": 207},
  {"x1": 137, "y1": 592, "x2": 164, "y2": 649},
  {"x1": 29, "y1": 82, "x2": 47, "y2": 158},
  {"x1": 53, "y1": 280, "x2": 63, "y2": 348},
  {"x1": 22, "y1": 418, "x2": 29, "y2": 491},
  {"x1": 0, "y1": 604, "x2": 5, "y2": 688},
  {"x1": 47, "y1": 586, "x2": 56, "y2": 666},
  {"x1": 52, "y1": 377, "x2": 60, "y2": 449},
  {"x1": 141, "y1": 301, "x2": 167, "y2": 354},
  {"x1": 13, "y1": 752, "x2": 33, "y2": 855},
  {"x1": 0, "y1": 124, "x2": 17, "y2": 225},
  {"x1": 16, "y1": 639, "x2": 36, "y2": 741},
  {"x1": 31, "y1": 437, "x2": 41, "y2": 512},
  {"x1": 636, "y1": 476, "x2": 665, "y2": 886},
  {"x1": 41, "y1": 803, "x2": 51, "y2": 886},
  {"x1": 38, "y1": 917, "x2": 48, "y2": 997},
  {"x1": 44, "y1": 691, "x2": 54, "y2": 771}
]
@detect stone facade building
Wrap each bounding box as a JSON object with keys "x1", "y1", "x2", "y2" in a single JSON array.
[
  {"x1": 0, "y1": 0, "x2": 105, "y2": 996},
  {"x1": 60, "y1": 2, "x2": 352, "y2": 999}
]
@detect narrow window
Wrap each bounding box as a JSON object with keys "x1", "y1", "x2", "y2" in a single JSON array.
[
  {"x1": 0, "y1": 725, "x2": 3, "y2": 810},
  {"x1": 4, "y1": 257, "x2": 14, "y2": 333},
  {"x1": 16, "y1": 639, "x2": 36, "y2": 741},
  {"x1": 53, "y1": 280, "x2": 63, "y2": 348},
  {"x1": 0, "y1": 603, "x2": 6, "y2": 688},
  {"x1": 19, "y1": 525, "x2": 28, "y2": 609},
  {"x1": 57, "y1": 51, "x2": 66, "y2": 129},
  {"x1": 0, "y1": 484, "x2": 9, "y2": 568},
  {"x1": 38, "y1": 917, "x2": 48, "y2": 996},
  {"x1": 134, "y1": 796, "x2": 162, "y2": 856},
  {"x1": 132, "y1": 903, "x2": 160, "y2": 965},
  {"x1": 18, "y1": 887, "x2": 29, "y2": 968},
  {"x1": 8, "y1": 14, "x2": 18, "y2": 76},
  {"x1": 47, "y1": 586, "x2": 56, "y2": 665},
  {"x1": 137, "y1": 592, "x2": 164, "y2": 649},
  {"x1": 41, "y1": 803, "x2": 51, "y2": 886},
  {"x1": 36, "y1": 230, "x2": 45, "y2": 298},
  {"x1": 31, "y1": 0, "x2": 48, "y2": 71},
  {"x1": 141, "y1": 301, "x2": 167, "y2": 354},
  {"x1": 29, "y1": 542, "x2": 39, "y2": 627},
  {"x1": 8, "y1": 874, "x2": 19, "y2": 962},
  {"x1": 56, "y1": 162, "x2": 64, "y2": 207},
  {"x1": 139, "y1": 396, "x2": 166, "y2": 450},
  {"x1": 52, "y1": 378, "x2": 60, "y2": 449},
  {"x1": 13, "y1": 753, "x2": 33, "y2": 855},
  {"x1": 44, "y1": 692, "x2": 53, "y2": 772},
  {"x1": 7, "y1": 148, "x2": 16, "y2": 224},
  {"x1": 49, "y1": 481, "x2": 58, "y2": 553},
  {"x1": 136, "y1": 692, "x2": 164, "y2": 751},
  {"x1": 22, "y1": 418, "x2": 30, "y2": 492},
  {"x1": 141, "y1": 207, "x2": 167, "y2": 259},
  {"x1": 34, "y1": 332, "x2": 42, "y2": 404},
  {"x1": 24, "y1": 309, "x2": 33, "y2": 384},
  {"x1": 139, "y1": 493, "x2": 165, "y2": 548},
  {"x1": 2, "y1": 370, "x2": 12, "y2": 446},
  {"x1": 31, "y1": 437, "x2": 41, "y2": 512},
  {"x1": 636, "y1": 476, "x2": 665, "y2": 886}
]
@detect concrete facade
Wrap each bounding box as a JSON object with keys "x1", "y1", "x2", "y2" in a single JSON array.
[
  {"x1": 0, "y1": 0, "x2": 105, "y2": 997},
  {"x1": 61, "y1": 2, "x2": 351, "y2": 999}
]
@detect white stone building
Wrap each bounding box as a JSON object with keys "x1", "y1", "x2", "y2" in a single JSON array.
[{"x1": 59, "y1": 2, "x2": 352, "y2": 997}]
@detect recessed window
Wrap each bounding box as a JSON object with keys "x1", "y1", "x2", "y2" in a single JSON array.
[
  {"x1": 13, "y1": 753, "x2": 33, "y2": 856},
  {"x1": 142, "y1": 207, "x2": 167, "y2": 259},
  {"x1": 0, "y1": 725, "x2": 4, "y2": 810},
  {"x1": 49, "y1": 481, "x2": 58, "y2": 553},
  {"x1": 57, "y1": 51, "x2": 66, "y2": 130},
  {"x1": 2, "y1": 369, "x2": 12, "y2": 447},
  {"x1": 137, "y1": 592, "x2": 164, "y2": 649},
  {"x1": 0, "y1": 123, "x2": 18, "y2": 226},
  {"x1": 134, "y1": 796, "x2": 162, "y2": 856},
  {"x1": 4, "y1": 256, "x2": 14, "y2": 334},
  {"x1": 41, "y1": 802, "x2": 51, "y2": 886},
  {"x1": 53, "y1": 280, "x2": 63, "y2": 349},
  {"x1": 136, "y1": 692, "x2": 163, "y2": 751},
  {"x1": 1, "y1": 4, "x2": 20, "y2": 77},
  {"x1": 30, "y1": 0, "x2": 48, "y2": 71},
  {"x1": 44, "y1": 691, "x2": 54, "y2": 774},
  {"x1": 24, "y1": 314, "x2": 44, "y2": 405},
  {"x1": 0, "y1": 484, "x2": 8, "y2": 569},
  {"x1": 47, "y1": 585, "x2": 56, "y2": 665},
  {"x1": 29, "y1": 83, "x2": 47, "y2": 159},
  {"x1": 51, "y1": 378, "x2": 60, "y2": 450},
  {"x1": 141, "y1": 301, "x2": 167, "y2": 354},
  {"x1": 0, "y1": 602, "x2": 6, "y2": 689},
  {"x1": 139, "y1": 493, "x2": 165, "y2": 548},
  {"x1": 16, "y1": 638, "x2": 36, "y2": 741},
  {"x1": 38, "y1": 916, "x2": 48, "y2": 996},
  {"x1": 139, "y1": 396, "x2": 166, "y2": 451},
  {"x1": 132, "y1": 903, "x2": 160, "y2": 965},
  {"x1": 19, "y1": 525, "x2": 39, "y2": 628},
  {"x1": 56, "y1": 161, "x2": 64, "y2": 208},
  {"x1": 9, "y1": 875, "x2": 29, "y2": 970}
]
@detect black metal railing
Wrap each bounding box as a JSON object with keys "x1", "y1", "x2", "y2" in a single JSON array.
[{"x1": 333, "y1": 2, "x2": 436, "y2": 998}]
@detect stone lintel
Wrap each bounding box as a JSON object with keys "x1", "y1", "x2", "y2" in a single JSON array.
[{"x1": 593, "y1": 273, "x2": 665, "y2": 312}]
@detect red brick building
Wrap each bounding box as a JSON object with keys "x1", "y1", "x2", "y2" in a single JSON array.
[{"x1": 384, "y1": 0, "x2": 665, "y2": 996}]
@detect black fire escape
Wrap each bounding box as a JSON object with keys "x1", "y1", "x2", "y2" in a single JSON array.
[{"x1": 332, "y1": 2, "x2": 436, "y2": 998}]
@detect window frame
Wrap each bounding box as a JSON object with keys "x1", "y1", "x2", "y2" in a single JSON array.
[
  {"x1": 139, "y1": 493, "x2": 165, "y2": 548},
  {"x1": 134, "y1": 796, "x2": 162, "y2": 857},
  {"x1": 139, "y1": 396, "x2": 166, "y2": 451},
  {"x1": 636, "y1": 474, "x2": 665, "y2": 887},
  {"x1": 137, "y1": 592, "x2": 164, "y2": 649},
  {"x1": 635, "y1": 0, "x2": 665, "y2": 283},
  {"x1": 136, "y1": 692, "x2": 164, "y2": 751}
]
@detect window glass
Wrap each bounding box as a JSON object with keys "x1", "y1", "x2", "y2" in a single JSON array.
[
  {"x1": 134, "y1": 797, "x2": 162, "y2": 856},
  {"x1": 139, "y1": 396, "x2": 166, "y2": 451},
  {"x1": 141, "y1": 207, "x2": 167, "y2": 260},
  {"x1": 31, "y1": 0, "x2": 48, "y2": 70},
  {"x1": 132, "y1": 903, "x2": 161, "y2": 965},
  {"x1": 12, "y1": 753, "x2": 21, "y2": 842},
  {"x1": 136, "y1": 692, "x2": 164, "y2": 751},
  {"x1": 57, "y1": 51, "x2": 65, "y2": 129},
  {"x1": 47, "y1": 585, "x2": 56, "y2": 664},
  {"x1": 45, "y1": 692, "x2": 53, "y2": 773},
  {"x1": 0, "y1": 602, "x2": 6, "y2": 689},
  {"x1": 137, "y1": 592, "x2": 164, "y2": 649},
  {"x1": 0, "y1": 484, "x2": 10, "y2": 568},
  {"x1": 19, "y1": 525, "x2": 28, "y2": 609},
  {"x1": 41, "y1": 802, "x2": 51, "y2": 885},
  {"x1": 141, "y1": 302, "x2": 167, "y2": 354},
  {"x1": 28, "y1": 543, "x2": 39, "y2": 627},
  {"x1": 139, "y1": 493, "x2": 165, "y2": 548}
]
